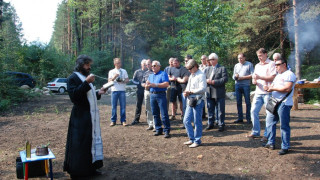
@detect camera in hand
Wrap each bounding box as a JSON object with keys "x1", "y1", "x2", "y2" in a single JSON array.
[{"x1": 116, "y1": 76, "x2": 123, "y2": 82}]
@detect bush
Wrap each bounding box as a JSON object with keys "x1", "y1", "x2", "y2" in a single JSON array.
[{"x1": 0, "y1": 72, "x2": 32, "y2": 112}]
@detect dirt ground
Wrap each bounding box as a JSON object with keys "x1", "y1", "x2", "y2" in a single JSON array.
[{"x1": 0, "y1": 93, "x2": 319, "y2": 180}]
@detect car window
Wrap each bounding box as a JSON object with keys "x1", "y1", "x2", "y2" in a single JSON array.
[
  {"x1": 57, "y1": 79, "x2": 67, "y2": 83},
  {"x1": 50, "y1": 78, "x2": 57, "y2": 83}
]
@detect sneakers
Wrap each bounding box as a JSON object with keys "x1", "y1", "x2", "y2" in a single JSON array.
[
  {"x1": 110, "y1": 122, "x2": 116, "y2": 127},
  {"x1": 183, "y1": 141, "x2": 193, "y2": 145},
  {"x1": 189, "y1": 143, "x2": 200, "y2": 148},
  {"x1": 122, "y1": 122, "x2": 128, "y2": 126},
  {"x1": 278, "y1": 149, "x2": 289, "y2": 155}
]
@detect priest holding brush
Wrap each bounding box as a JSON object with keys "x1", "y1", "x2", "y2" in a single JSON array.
[{"x1": 64, "y1": 55, "x2": 107, "y2": 178}]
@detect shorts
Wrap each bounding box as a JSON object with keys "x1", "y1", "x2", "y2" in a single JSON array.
[{"x1": 170, "y1": 88, "x2": 182, "y2": 102}]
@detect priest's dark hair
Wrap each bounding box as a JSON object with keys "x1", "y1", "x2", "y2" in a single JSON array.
[{"x1": 74, "y1": 55, "x2": 93, "y2": 72}]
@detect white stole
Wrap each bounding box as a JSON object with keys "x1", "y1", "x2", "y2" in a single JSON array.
[{"x1": 74, "y1": 72, "x2": 103, "y2": 163}]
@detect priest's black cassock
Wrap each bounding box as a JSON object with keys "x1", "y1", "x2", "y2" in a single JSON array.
[{"x1": 63, "y1": 72, "x2": 103, "y2": 177}]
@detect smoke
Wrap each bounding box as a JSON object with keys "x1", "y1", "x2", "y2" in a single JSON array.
[{"x1": 285, "y1": 3, "x2": 320, "y2": 70}]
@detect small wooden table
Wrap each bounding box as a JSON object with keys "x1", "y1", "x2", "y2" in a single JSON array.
[
  {"x1": 293, "y1": 82, "x2": 320, "y2": 110},
  {"x1": 20, "y1": 148, "x2": 55, "y2": 180}
]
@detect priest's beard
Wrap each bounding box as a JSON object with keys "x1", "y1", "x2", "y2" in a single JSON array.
[{"x1": 80, "y1": 66, "x2": 91, "y2": 76}]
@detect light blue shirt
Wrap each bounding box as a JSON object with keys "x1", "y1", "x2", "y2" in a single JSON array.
[{"x1": 232, "y1": 61, "x2": 254, "y2": 86}]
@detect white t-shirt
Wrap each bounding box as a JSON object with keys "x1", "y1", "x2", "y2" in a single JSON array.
[
  {"x1": 108, "y1": 68, "x2": 128, "y2": 91},
  {"x1": 254, "y1": 58, "x2": 276, "y2": 94},
  {"x1": 272, "y1": 70, "x2": 296, "y2": 106}
]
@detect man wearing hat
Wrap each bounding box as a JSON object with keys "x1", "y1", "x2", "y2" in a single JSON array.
[{"x1": 183, "y1": 59, "x2": 207, "y2": 148}]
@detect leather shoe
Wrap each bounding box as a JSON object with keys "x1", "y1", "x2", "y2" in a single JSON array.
[
  {"x1": 205, "y1": 125, "x2": 214, "y2": 131},
  {"x1": 146, "y1": 126, "x2": 154, "y2": 130},
  {"x1": 164, "y1": 133, "x2": 171, "y2": 138},
  {"x1": 233, "y1": 120, "x2": 244, "y2": 123},
  {"x1": 218, "y1": 126, "x2": 224, "y2": 132},
  {"x1": 247, "y1": 134, "x2": 260, "y2": 138},
  {"x1": 131, "y1": 121, "x2": 139, "y2": 125},
  {"x1": 154, "y1": 131, "x2": 163, "y2": 136},
  {"x1": 278, "y1": 149, "x2": 289, "y2": 155},
  {"x1": 260, "y1": 136, "x2": 268, "y2": 143},
  {"x1": 263, "y1": 144, "x2": 275, "y2": 150},
  {"x1": 92, "y1": 169, "x2": 104, "y2": 176}
]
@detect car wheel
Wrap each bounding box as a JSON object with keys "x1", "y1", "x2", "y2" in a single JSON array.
[{"x1": 58, "y1": 87, "x2": 66, "y2": 94}]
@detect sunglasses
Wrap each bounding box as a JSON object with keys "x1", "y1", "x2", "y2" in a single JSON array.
[
  {"x1": 187, "y1": 66, "x2": 194, "y2": 70},
  {"x1": 275, "y1": 63, "x2": 284, "y2": 66},
  {"x1": 209, "y1": 59, "x2": 216, "y2": 61},
  {"x1": 152, "y1": 65, "x2": 157, "y2": 67}
]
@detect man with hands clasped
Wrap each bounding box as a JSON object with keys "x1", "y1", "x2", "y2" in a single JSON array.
[{"x1": 146, "y1": 61, "x2": 171, "y2": 138}]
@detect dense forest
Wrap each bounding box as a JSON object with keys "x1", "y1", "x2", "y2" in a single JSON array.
[{"x1": 0, "y1": 0, "x2": 320, "y2": 111}]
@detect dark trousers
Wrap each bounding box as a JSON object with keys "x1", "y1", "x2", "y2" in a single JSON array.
[
  {"x1": 150, "y1": 92, "x2": 170, "y2": 133},
  {"x1": 235, "y1": 84, "x2": 251, "y2": 122},
  {"x1": 134, "y1": 90, "x2": 145, "y2": 122},
  {"x1": 207, "y1": 97, "x2": 225, "y2": 127}
]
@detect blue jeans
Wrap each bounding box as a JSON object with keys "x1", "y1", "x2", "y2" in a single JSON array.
[
  {"x1": 150, "y1": 92, "x2": 170, "y2": 133},
  {"x1": 111, "y1": 91, "x2": 126, "y2": 123},
  {"x1": 207, "y1": 97, "x2": 225, "y2": 127},
  {"x1": 250, "y1": 94, "x2": 270, "y2": 136},
  {"x1": 265, "y1": 102, "x2": 292, "y2": 149},
  {"x1": 235, "y1": 84, "x2": 251, "y2": 122},
  {"x1": 183, "y1": 100, "x2": 204, "y2": 144},
  {"x1": 181, "y1": 93, "x2": 187, "y2": 116}
]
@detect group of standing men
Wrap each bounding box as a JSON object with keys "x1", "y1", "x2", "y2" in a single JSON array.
[{"x1": 63, "y1": 47, "x2": 296, "y2": 177}]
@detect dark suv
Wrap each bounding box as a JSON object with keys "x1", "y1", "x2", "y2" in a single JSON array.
[{"x1": 5, "y1": 71, "x2": 36, "y2": 88}]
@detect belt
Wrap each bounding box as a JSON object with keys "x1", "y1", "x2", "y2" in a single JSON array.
[{"x1": 151, "y1": 91, "x2": 165, "y2": 94}]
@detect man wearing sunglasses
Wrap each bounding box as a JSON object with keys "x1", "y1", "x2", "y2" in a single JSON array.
[
  {"x1": 263, "y1": 58, "x2": 296, "y2": 155},
  {"x1": 146, "y1": 61, "x2": 171, "y2": 138},
  {"x1": 205, "y1": 53, "x2": 228, "y2": 132},
  {"x1": 183, "y1": 59, "x2": 207, "y2": 148}
]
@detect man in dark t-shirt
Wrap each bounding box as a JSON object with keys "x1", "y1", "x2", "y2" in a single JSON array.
[{"x1": 168, "y1": 58, "x2": 183, "y2": 120}]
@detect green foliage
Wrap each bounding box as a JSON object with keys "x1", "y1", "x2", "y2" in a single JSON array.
[
  {"x1": 176, "y1": 0, "x2": 237, "y2": 59},
  {"x1": 0, "y1": 73, "x2": 30, "y2": 112},
  {"x1": 301, "y1": 64, "x2": 320, "y2": 102}
]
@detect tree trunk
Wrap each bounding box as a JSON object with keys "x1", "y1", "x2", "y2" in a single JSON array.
[
  {"x1": 74, "y1": 8, "x2": 81, "y2": 55},
  {"x1": 98, "y1": 0, "x2": 102, "y2": 51},
  {"x1": 112, "y1": 1, "x2": 116, "y2": 56},
  {"x1": 279, "y1": 3, "x2": 285, "y2": 59},
  {"x1": 119, "y1": 1, "x2": 124, "y2": 63},
  {"x1": 293, "y1": 0, "x2": 301, "y2": 80},
  {"x1": 67, "y1": 6, "x2": 72, "y2": 55},
  {"x1": 0, "y1": 0, "x2": 3, "y2": 29}
]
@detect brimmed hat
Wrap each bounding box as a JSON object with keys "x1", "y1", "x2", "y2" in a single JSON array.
[{"x1": 186, "y1": 59, "x2": 197, "y2": 70}]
